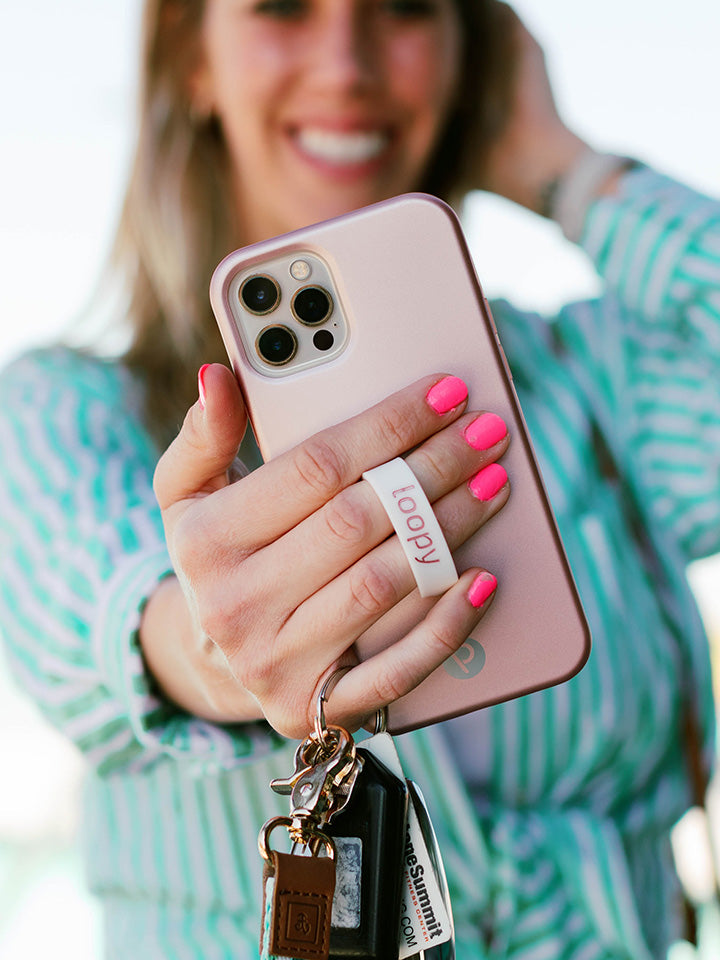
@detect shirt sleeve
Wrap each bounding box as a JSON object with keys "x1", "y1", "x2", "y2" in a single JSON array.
[
  {"x1": 555, "y1": 167, "x2": 720, "y2": 563},
  {"x1": 0, "y1": 348, "x2": 286, "y2": 776}
]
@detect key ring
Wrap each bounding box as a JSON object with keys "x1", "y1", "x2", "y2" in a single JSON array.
[{"x1": 315, "y1": 667, "x2": 387, "y2": 745}]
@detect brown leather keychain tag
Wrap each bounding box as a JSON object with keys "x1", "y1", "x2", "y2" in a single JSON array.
[{"x1": 262, "y1": 849, "x2": 336, "y2": 960}]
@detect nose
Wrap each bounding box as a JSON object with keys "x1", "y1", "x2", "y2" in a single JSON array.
[{"x1": 305, "y1": 7, "x2": 379, "y2": 96}]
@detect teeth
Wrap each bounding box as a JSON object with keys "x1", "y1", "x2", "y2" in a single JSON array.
[{"x1": 295, "y1": 128, "x2": 388, "y2": 164}]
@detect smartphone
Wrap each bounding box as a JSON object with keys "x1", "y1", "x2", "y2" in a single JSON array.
[{"x1": 210, "y1": 193, "x2": 590, "y2": 733}]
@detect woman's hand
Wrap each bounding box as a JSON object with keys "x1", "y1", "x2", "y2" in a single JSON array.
[
  {"x1": 477, "y1": 3, "x2": 589, "y2": 213},
  {"x1": 147, "y1": 364, "x2": 510, "y2": 739}
]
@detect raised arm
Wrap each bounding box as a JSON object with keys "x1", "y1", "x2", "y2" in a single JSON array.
[{"x1": 476, "y1": 5, "x2": 720, "y2": 563}]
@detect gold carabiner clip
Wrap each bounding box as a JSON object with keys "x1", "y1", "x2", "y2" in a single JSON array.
[{"x1": 258, "y1": 815, "x2": 336, "y2": 862}]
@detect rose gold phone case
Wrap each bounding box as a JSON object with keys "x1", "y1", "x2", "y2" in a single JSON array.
[{"x1": 210, "y1": 194, "x2": 590, "y2": 733}]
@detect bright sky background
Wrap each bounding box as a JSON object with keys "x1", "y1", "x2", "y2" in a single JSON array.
[{"x1": 0, "y1": 1, "x2": 719, "y2": 957}]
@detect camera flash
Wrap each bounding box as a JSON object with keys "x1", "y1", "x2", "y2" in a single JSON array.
[{"x1": 290, "y1": 259, "x2": 311, "y2": 281}]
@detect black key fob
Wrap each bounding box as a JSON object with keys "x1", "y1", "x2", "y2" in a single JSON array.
[{"x1": 327, "y1": 747, "x2": 408, "y2": 960}]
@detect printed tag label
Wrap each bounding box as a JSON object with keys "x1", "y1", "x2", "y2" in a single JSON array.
[{"x1": 397, "y1": 803, "x2": 452, "y2": 957}]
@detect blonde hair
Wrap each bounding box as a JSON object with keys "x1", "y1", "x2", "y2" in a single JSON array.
[{"x1": 115, "y1": 0, "x2": 512, "y2": 448}]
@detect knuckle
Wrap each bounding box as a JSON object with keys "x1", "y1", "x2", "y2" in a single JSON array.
[
  {"x1": 196, "y1": 579, "x2": 255, "y2": 648},
  {"x1": 411, "y1": 445, "x2": 460, "y2": 492},
  {"x1": 369, "y1": 663, "x2": 413, "y2": 708},
  {"x1": 235, "y1": 654, "x2": 276, "y2": 692},
  {"x1": 231, "y1": 631, "x2": 284, "y2": 692},
  {"x1": 199, "y1": 607, "x2": 233, "y2": 650},
  {"x1": 153, "y1": 446, "x2": 182, "y2": 507},
  {"x1": 196, "y1": 586, "x2": 235, "y2": 642},
  {"x1": 323, "y1": 489, "x2": 372, "y2": 545},
  {"x1": 348, "y1": 558, "x2": 399, "y2": 616},
  {"x1": 292, "y1": 438, "x2": 347, "y2": 498},
  {"x1": 423, "y1": 620, "x2": 463, "y2": 659},
  {"x1": 376, "y1": 400, "x2": 422, "y2": 452},
  {"x1": 171, "y1": 511, "x2": 210, "y2": 564},
  {"x1": 179, "y1": 406, "x2": 207, "y2": 458}
]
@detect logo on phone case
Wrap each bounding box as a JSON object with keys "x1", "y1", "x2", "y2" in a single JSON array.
[{"x1": 443, "y1": 637, "x2": 486, "y2": 680}]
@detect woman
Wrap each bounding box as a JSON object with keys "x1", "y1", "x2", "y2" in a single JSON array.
[{"x1": 0, "y1": 1, "x2": 717, "y2": 958}]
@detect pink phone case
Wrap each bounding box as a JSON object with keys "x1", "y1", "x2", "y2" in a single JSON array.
[{"x1": 210, "y1": 193, "x2": 590, "y2": 733}]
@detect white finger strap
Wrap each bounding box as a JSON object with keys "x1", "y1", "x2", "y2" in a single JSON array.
[{"x1": 362, "y1": 458, "x2": 458, "y2": 598}]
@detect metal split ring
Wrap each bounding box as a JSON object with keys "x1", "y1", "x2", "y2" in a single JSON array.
[{"x1": 315, "y1": 667, "x2": 388, "y2": 745}]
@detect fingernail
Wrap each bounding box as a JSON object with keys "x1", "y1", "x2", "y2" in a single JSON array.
[
  {"x1": 468, "y1": 571, "x2": 497, "y2": 608},
  {"x1": 426, "y1": 376, "x2": 468, "y2": 414},
  {"x1": 464, "y1": 413, "x2": 507, "y2": 450},
  {"x1": 468, "y1": 463, "x2": 508, "y2": 501},
  {"x1": 198, "y1": 364, "x2": 210, "y2": 409}
]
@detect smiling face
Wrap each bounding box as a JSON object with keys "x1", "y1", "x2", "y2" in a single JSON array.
[{"x1": 193, "y1": 0, "x2": 462, "y2": 242}]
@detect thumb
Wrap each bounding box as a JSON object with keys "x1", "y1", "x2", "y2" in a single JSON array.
[{"x1": 154, "y1": 363, "x2": 248, "y2": 509}]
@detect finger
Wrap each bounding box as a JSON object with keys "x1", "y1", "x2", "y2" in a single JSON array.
[
  {"x1": 154, "y1": 363, "x2": 248, "y2": 510},
  {"x1": 282, "y1": 465, "x2": 509, "y2": 677},
  {"x1": 243, "y1": 410, "x2": 509, "y2": 613},
  {"x1": 278, "y1": 568, "x2": 498, "y2": 738},
  {"x1": 197, "y1": 373, "x2": 470, "y2": 548},
  {"x1": 329, "y1": 568, "x2": 497, "y2": 729}
]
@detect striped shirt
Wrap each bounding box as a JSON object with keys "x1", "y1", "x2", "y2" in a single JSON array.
[{"x1": 0, "y1": 167, "x2": 718, "y2": 959}]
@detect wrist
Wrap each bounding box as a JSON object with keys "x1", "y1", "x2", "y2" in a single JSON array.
[
  {"x1": 527, "y1": 129, "x2": 589, "y2": 213},
  {"x1": 140, "y1": 575, "x2": 263, "y2": 723},
  {"x1": 540, "y1": 148, "x2": 643, "y2": 241},
  {"x1": 486, "y1": 128, "x2": 588, "y2": 214}
]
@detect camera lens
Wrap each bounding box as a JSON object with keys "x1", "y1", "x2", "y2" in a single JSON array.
[
  {"x1": 292, "y1": 286, "x2": 333, "y2": 326},
  {"x1": 313, "y1": 330, "x2": 334, "y2": 352},
  {"x1": 240, "y1": 275, "x2": 279, "y2": 315},
  {"x1": 256, "y1": 325, "x2": 297, "y2": 366}
]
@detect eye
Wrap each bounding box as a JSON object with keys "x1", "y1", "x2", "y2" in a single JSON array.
[{"x1": 252, "y1": 0, "x2": 307, "y2": 19}]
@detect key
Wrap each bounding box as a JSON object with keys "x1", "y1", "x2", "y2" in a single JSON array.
[
  {"x1": 258, "y1": 677, "x2": 422, "y2": 960},
  {"x1": 327, "y1": 745, "x2": 409, "y2": 960},
  {"x1": 259, "y1": 725, "x2": 362, "y2": 960}
]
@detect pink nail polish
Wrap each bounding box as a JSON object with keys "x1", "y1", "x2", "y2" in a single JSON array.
[
  {"x1": 464, "y1": 413, "x2": 507, "y2": 450},
  {"x1": 468, "y1": 572, "x2": 497, "y2": 608},
  {"x1": 468, "y1": 463, "x2": 508, "y2": 501},
  {"x1": 198, "y1": 364, "x2": 210, "y2": 409},
  {"x1": 426, "y1": 376, "x2": 468, "y2": 414}
]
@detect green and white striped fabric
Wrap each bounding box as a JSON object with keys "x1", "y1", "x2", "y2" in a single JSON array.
[{"x1": 0, "y1": 168, "x2": 717, "y2": 959}]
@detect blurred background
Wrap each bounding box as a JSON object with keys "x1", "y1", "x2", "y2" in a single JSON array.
[{"x1": 0, "y1": 0, "x2": 718, "y2": 957}]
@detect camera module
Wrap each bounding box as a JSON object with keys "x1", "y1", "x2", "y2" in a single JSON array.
[
  {"x1": 292, "y1": 286, "x2": 333, "y2": 326},
  {"x1": 256, "y1": 325, "x2": 298, "y2": 366},
  {"x1": 240, "y1": 275, "x2": 280, "y2": 315}
]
